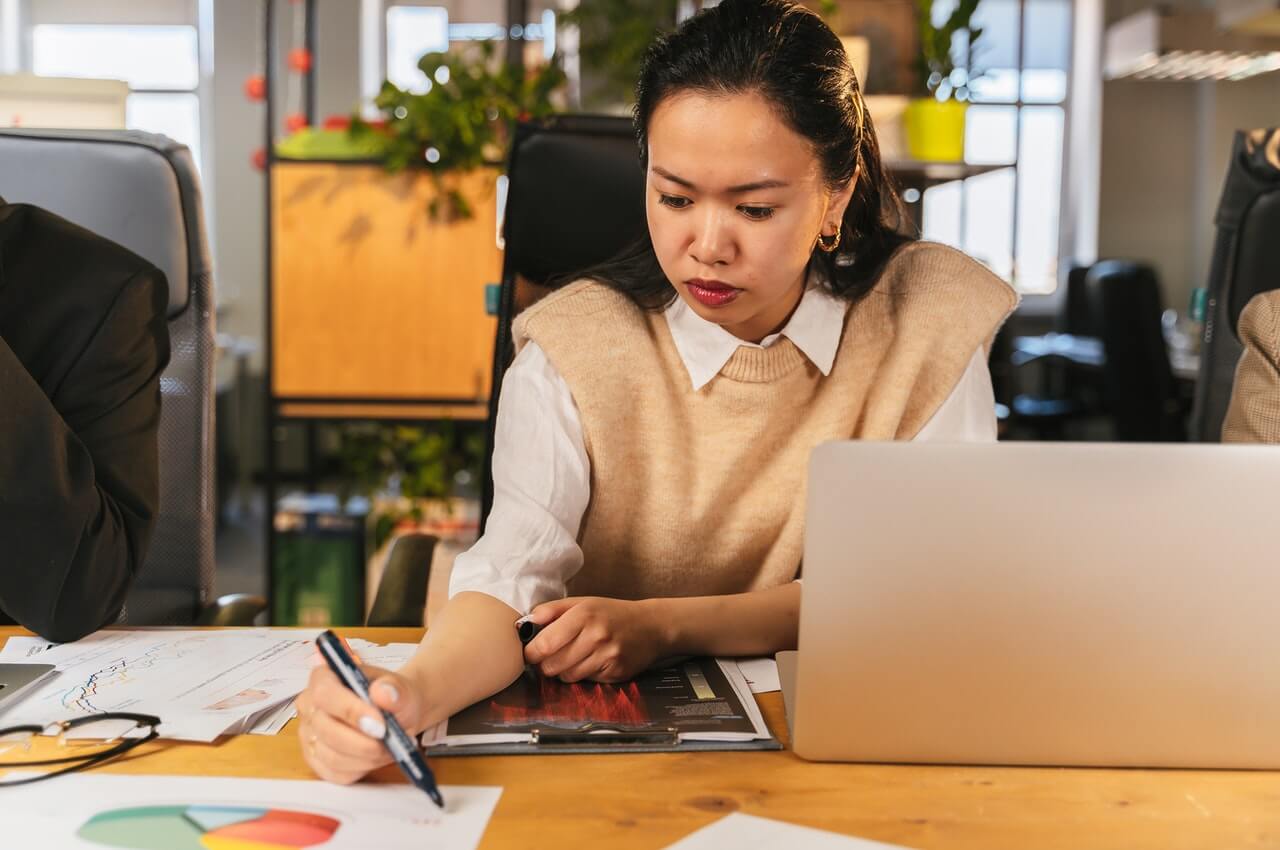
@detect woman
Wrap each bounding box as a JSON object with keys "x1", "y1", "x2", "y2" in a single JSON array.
[
  {"x1": 297, "y1": 0, "x2": 1016, "y2": 784},
  {"x1": 1223, "y1": 290, "x2": 1280, "y2": 443}
]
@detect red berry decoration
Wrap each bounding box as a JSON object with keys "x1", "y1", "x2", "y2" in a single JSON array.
[
  {"x1": 251, "y1": 148, "x2": 267, "y2": 171},
  {"x1": 244, "y1": 74, "x2": 266, "y2": 102},
  {"x1": 287, "y1": 48, "x2": 312, "y2": 74},
  {"x1": 322, "y1": 115, "x2": 350, "y2": 131},
  {"x1": 285, "y1": 113, "x2": 308, "y2": 134}
]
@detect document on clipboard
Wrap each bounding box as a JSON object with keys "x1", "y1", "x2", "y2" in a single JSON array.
[{"x1": 423, "y1": 657, "x2": 779, "y2": 755}]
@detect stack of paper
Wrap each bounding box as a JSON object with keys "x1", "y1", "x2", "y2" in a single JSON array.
[
  {"x1": 240, "y1": 639, "x2": 421, "y2": 737},
  {"x1": 0, "y1": 630, "x2": 420, "y2": 742}
]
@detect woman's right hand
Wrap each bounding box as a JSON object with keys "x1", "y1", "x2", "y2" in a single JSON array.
[{"x1": 295, "y1": 660, "x2": 434, "y2": 785}]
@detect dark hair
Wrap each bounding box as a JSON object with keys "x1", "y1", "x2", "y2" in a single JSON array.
[{"x1": 575, "y1": 0, "x2": 911, "y2": 309}]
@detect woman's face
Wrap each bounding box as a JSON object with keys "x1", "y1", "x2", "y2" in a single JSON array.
[{"x1": 646, "y1": 90, "x2": 854, "y2": 343}]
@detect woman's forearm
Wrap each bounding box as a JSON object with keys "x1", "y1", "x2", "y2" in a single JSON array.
[
  {"x1": 654, "y1": 581, "x2": 800, "y2": 658},
  {"x1": 397, "y1": 591, "x2": 527, "y2": 731}
]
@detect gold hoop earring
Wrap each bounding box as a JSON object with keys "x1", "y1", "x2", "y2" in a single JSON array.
[{"x1": 817, "y1": 225, "x2": 841, "y2": 253}]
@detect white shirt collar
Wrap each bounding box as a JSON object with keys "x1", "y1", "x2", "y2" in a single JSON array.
[{"x1": 663, "y1": 270, "x2": 847, "y2": 391}]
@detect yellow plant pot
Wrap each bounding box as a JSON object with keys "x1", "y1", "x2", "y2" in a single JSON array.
[{"x1": 904, "y1": 98, "x2": 968, "y2": 162}]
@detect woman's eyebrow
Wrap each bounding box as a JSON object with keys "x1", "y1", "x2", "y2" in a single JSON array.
[{"x1": 652, "y1": 165, "x2": 789, "y2": 193}]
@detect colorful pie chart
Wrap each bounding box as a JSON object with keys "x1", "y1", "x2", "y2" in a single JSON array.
[{"x1": 76, "y1": 805, "x2": 341, "y2": 850}]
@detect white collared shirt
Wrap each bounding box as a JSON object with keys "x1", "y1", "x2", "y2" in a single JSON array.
[{"x1": 448, "y1": 285, "x2": 997, "y2": 614}]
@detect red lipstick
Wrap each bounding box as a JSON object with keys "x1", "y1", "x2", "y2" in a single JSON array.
[{"x1": 686, "y1": 278, "x2": 741, "y2": 307}]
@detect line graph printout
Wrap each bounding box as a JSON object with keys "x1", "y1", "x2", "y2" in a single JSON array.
[
  {"x1": 0, "y1": 630, "x2": 318, "y2": 741},
  {"x1": 0, "y1": 774, "x2": 502, "y2": 850}
]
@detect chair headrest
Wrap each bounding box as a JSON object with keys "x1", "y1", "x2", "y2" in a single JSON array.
[
  {"x1": 0, "y1": 129, "x2": 208, "y2": 318},
  {"x1": 503, "y1": 116, "x2": 647, "y2": 286}
]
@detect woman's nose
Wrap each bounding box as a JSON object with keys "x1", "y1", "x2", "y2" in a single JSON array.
[{"x1": 690, "y1": 209, "x2": 734, "y2": 266}]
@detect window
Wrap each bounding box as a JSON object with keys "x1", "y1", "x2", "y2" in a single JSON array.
[
  {"x1": 385, "y1": 5, "x2": 557, "y2": 95},
  {"x1": 31, "y1": 24, "x2": 202, "y2": 170},
  {"x1": 922, "y1": 0, "x2": 1071, "y2": 294},
  {"x1": 386, "y1": 7, "x2": 448, "y2": 94}
]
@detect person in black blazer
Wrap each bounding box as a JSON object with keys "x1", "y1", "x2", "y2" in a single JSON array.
[{"x1": 0, "y1": 197, "x2": 170, "y2": 641}]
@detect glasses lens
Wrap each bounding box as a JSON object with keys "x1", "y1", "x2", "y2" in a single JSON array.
[
  {"x1": 0, "y1": 729, "x2": 35, "y2": 760},
  {"x1": 0, "y1": 730, "x2": 38, "y2": 768},
  {"x1": 60, "y1": 717, "x2": 147, "y2": 751}
]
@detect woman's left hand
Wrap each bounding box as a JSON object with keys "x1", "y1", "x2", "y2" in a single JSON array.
[{"x1": 522, "y1": 597, "x2": 669, "y2": 683}]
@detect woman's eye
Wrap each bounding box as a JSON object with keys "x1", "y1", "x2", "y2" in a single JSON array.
[
  {"x1": 658, "y1": 194, "x2": 691, "y2": 210},
  {"x1": 739, "y1": 206, "x2": 775, "y2": 221}
]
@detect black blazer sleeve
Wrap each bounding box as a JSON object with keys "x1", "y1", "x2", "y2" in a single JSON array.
[{"x1": 0, "y1": 267, "x2": 169, "y2": 642}]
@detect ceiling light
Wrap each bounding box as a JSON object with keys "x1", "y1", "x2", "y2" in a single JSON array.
[{"x1": 1105, "y1": 8, "x2": 1280, "y2": 81}]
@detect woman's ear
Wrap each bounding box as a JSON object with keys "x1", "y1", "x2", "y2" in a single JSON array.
[{"x1": 826, "y1": 166, "x2": 860, "y2": 230}]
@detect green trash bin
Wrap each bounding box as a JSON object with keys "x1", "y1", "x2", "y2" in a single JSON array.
[{"x1": 272, "y1": 495, "x2": 367, "y2": 627}]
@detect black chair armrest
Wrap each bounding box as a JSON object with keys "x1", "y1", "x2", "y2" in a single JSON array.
[
  {"x1": 198, "y1": 593, "x2": 268, "y2": 626},
  {"x1": 366, "y1": 533, "x2": 439, "y2": 628}
]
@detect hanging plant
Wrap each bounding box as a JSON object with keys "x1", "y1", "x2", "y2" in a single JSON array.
[
  {"x1": 914, "y1": 0, "x2": 985, "y2": 101},
  {"x1": 350, "y1": 42, "x2": 566, "y2": 221},
  {"x1": 558, "y1": 0, "x2": 679, "y2": 111}
]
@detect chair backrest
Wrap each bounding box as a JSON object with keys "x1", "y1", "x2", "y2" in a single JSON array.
[
  {"x1": 365, "y1": 533, "x2": 438, "y2": 628},
  {"x1": 1191, "y1": 127, "x2": 1280, "y2": 441},
  {"x1": 1085, "y1": 259, "x2": 1184, "y2": 441},
  {"x1": 1057, "y1": 265, "x2": 1096, "y2": 337},
  {"x1": 480, "y1": 115, "x2": 648, "y2": 529},
  {"x1": 0, "y1": 129, "x2": 215, "y2": 623}
]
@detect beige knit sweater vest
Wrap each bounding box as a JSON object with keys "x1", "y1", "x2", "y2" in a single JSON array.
[{"x1": 513, "y1": 241, "x2": 1017, "y2": 601}]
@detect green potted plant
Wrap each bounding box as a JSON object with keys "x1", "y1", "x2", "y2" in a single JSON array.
[
  {"x1": 335, "y1": 422, "x2": 486, "y2": 553},
  {"x1": 348, "y1": 42, "x2": 566, "y2": 220},
  {"x1": 904, "y1": 0, "x2": 983, "y2": 162}
]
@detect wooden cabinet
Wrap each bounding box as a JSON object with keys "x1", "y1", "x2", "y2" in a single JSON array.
[{"x1": 270, "y1": 162, "x2": 501, "y2": 408}]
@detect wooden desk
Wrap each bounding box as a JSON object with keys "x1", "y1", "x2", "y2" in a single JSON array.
[{"x1": 5, "y1": 626, "x2": 1279, "y2": 849}]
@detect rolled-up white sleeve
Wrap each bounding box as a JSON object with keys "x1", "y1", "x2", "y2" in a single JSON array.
[
  {"x1": 914, "y1": 348, "x2": 998, "y2": 442},
  {"x1": 447, "y1": 341, "x2": 591, "y2": 614}
]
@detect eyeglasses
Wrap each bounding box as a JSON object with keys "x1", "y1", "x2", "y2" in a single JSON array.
[{"x1": 0, "y1": 712, "x2": 160, "y2": 787}]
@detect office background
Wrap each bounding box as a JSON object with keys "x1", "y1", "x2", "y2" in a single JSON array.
[{"x1": 1, "y1": 0, "x2": 1278, "y2": 626}]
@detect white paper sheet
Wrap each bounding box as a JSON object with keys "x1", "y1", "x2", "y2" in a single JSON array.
[
  {"x1": 0, "y1": 636, "x2": 56, "y2": 660},
  {"x1": 736, "y1": 657, "x2": 781, "y2": 693},
  {"x1": 0, "y1": 630, "x2": 319, "y2": 742},
  {"x1": 664, "y1": 813, "x2": 914, "y2": 850},
  {"x1": 0, "y1": 773, "x2": 502, "y2": 850}
]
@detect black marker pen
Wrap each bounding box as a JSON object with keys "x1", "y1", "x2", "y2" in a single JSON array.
[
  {"x1": 514, "y1": 614, "x2": 543, "y2": 646},
  {"x1": 315, "y1": 630, "x2": 444, "y2": 809}
]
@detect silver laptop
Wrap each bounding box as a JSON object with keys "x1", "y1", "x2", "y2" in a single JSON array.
[{"x1": 791, "y1": 442, "x2": 1280, "y2": 769}]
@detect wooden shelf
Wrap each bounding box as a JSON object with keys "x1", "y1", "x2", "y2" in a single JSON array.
[{"x1": 276, "y1": 401, "x2": 489, "y2": 421}]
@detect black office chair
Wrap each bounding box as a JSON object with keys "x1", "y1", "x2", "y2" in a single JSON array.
[
  {"x1": 364, "y1": 534, "x2": 439, "y2": 628},
  {"x1": 1190, "y1": 127, "x2": 1280, "y2": 441},
  {"x1": 479, "y1": 115, "x2": 648, "y2": 531},
  {"x1": 1086, "y1": 260, "x2": 1187, "y2": 442},
  {"x1": 0, "y1": 129, "x2": 265, "y2": 625},
  {"x1": 1006, "y1": 264, "x2": 1107, "y2": 440}
]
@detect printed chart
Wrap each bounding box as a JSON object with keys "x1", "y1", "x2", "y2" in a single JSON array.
[
  {"x1": 0, "y1": 774, "x2": 502, "y2": 850},
  {"x1": 78, "y1": 805, "x2": 339, "y2": 850}
]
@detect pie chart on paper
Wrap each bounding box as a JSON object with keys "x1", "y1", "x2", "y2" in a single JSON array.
[{"x1": 76, "y1": 805, "x2": 341, "y2": 850}]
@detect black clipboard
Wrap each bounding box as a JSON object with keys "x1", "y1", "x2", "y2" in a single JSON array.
[{"x1": 425, "y1": 657, "x2": 780, "y2": 756}]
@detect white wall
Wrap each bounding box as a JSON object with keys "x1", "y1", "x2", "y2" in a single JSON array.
[
  {"x1": 1097, "y1": 79, "x2": 1201, "y2": 310},
  {"x1": 1097, "y1": 0, "x2": 1280, "y2": 314}
]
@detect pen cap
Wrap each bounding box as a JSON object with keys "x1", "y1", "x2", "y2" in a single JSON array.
[{"x1": 517, "y1": 620, "x2": 543, "y2": 645}]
